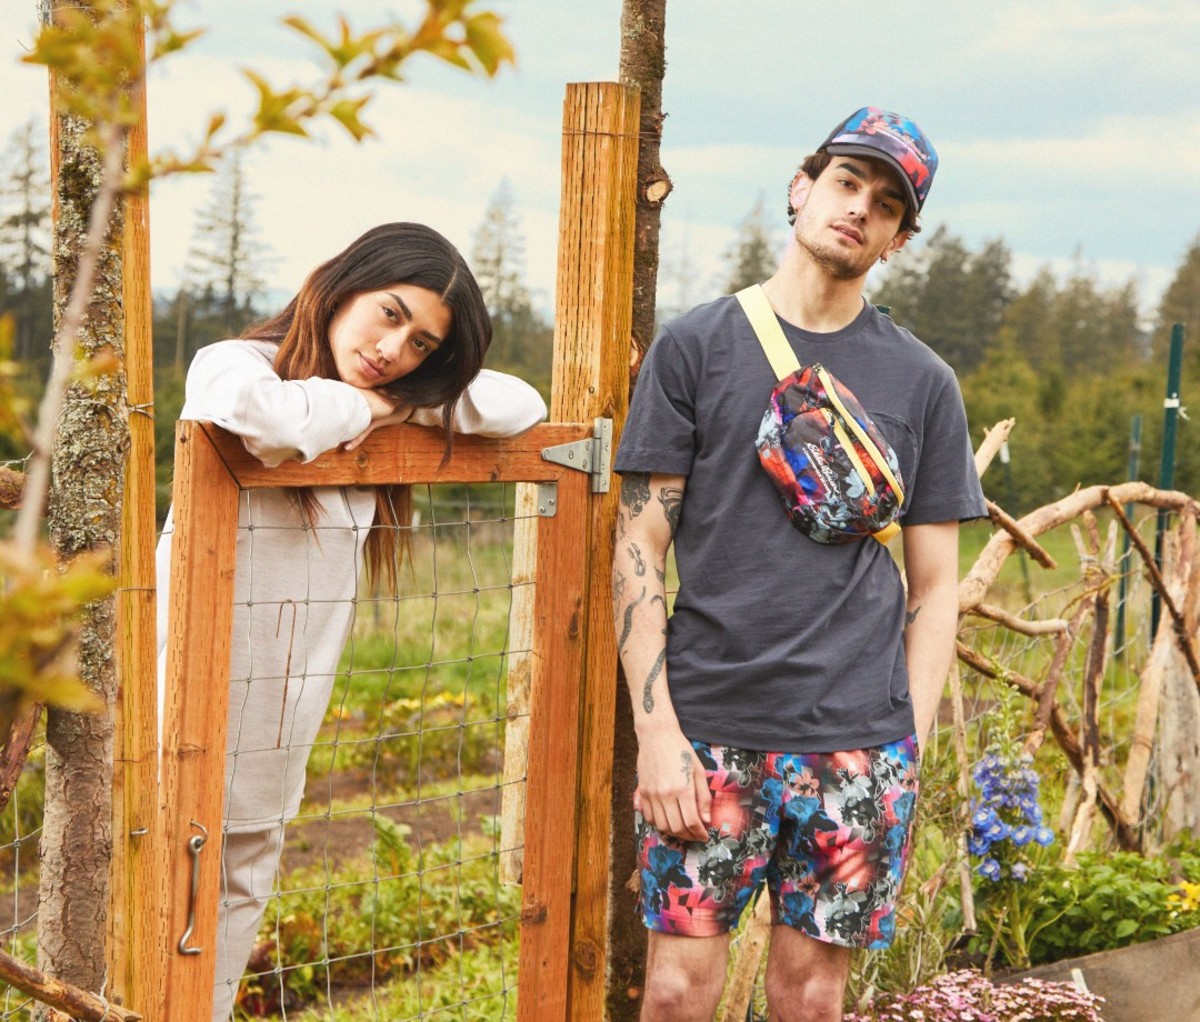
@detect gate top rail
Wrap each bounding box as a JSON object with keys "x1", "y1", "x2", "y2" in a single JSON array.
[{"x1": 194, "y1": 420, "x2": 593, "y2": 490}]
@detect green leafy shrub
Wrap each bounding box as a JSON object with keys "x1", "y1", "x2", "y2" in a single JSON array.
[{"x1": 1026, "y1": 844, "x2": 1200, "y2": 965}]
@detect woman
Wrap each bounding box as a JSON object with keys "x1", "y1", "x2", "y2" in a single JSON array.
[{"x1": 155, "y1": 222, "x2": 546, "y2": 1020}]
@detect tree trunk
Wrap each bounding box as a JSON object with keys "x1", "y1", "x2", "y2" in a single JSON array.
[
  {"x1": 619, "y1": 0, "x2": 670, "y2": 382},
  {"x1": 612, "y1": 4, "x2": 669, "y2": 1019},
  {"x1": 36, "y1": 90, "x2": 128, "y2": 1011}
]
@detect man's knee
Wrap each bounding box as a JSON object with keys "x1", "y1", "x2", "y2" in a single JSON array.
[
  {"x1": 642, "y1": 933, "x2": 728, "y2": 1021},
  {"x1": 766, "y1": 968, "x2": 847, "y2": 1022}
]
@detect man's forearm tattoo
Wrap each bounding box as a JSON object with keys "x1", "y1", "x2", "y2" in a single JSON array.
[
  {"x1": 621, "y1": 472, "x2": 651, "y2": 518},
  {"x1": 612, "y1": 565, "x2": 628, "y2": 609},
  {"x1": 906, "y1": 605, "x2": 922, "y2": 627},
  {"x1": 642, "y1": 643, "x2": 666, "y2": 714},
  {"x1": 617, "y1": 587, "x2": 646, "y2": 654},
  {"x1": 628, "y1": 542, "x2": 647, "y2": 577},
  {"x1": 659, "y1": 485, "x2": 683, "y2": 536}
]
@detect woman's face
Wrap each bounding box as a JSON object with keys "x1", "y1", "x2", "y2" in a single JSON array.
[{"x1": 328, "y1": 283, "x2": 453, "y2": 389}]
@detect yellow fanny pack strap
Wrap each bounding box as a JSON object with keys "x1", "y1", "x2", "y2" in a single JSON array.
[
  {"x1": 735, "y1": 284, "x2": 901, "y2": 546},
  {"x1": 815, "y1": 365, "x2": 905, "y2": 504},
  {"x1": 735, "y1": 285, "x2": 800, "y2": 378}
]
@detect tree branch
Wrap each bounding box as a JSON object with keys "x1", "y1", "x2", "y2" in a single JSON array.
[
  {"x1": 986, "y1": 499, "x2": 1056, "y2": 569},
  {"x1": 969, "y1": 603, "x2": 1068, "y2": 636},
  {"x1": 0, "y1": 946, "x2": 141, "y2": 1021},
  {"x1": 973, "y1": 417, "x2": 1015, "y2": 479},
  {"x1": 960, "y1": 482, "x2": 1200, "y2": 614},
  {"x1": 1106, "y1": 494, "x2": 1200, "y2": 690}
]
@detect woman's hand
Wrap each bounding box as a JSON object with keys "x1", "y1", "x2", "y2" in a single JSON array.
[{"x1": 343, "y1": 388, "x2": 413, "y2": 451}]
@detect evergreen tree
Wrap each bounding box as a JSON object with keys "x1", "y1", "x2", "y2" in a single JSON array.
[
  {"x1": 872, "y1": 226, "x2": 1010, "y2": 373},
  {"x1": 961, "y1": 238, "x2": 1015, "y2": 360},
  {"x1": 164, "y1": 148, "x2": 272, "y2": 368},
  {"x1": 1052, "y1": 260, "x2": 1141, "y2": 372},
  {"x1": 0, "y1": 120, "x2": 53, "y2": 365},
  {"x1": 960, "y1": 336, "x2": 1048, "y2": 508},
  {"x1": 470, "y1": 181, "x2": 552, "y2": 396},
  {"x1": 1157, "y1": 235, "x2": 1200, "y2": 367},
  {"x1": 1000, "y1": 267, "x2": 1060, "y2": 370},
  {"x1": 722, "y1": 195, "x2": 780, "y2": 293},
  {"x1": 657, "y1": 227, "x2": 700, "y2": 322}
]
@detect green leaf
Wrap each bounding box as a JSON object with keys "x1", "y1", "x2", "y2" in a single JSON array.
[
  {"x1": 463, "y1": 12, "x2": 515, "y2": 75},
  {"x1": 1114, "y1": 918, "x2": 1139, "y2": 939},
  {"x1": 328, "y1": 97, "x2": 374, "y2": 141}
]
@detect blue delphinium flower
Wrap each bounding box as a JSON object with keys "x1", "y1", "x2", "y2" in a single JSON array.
[
  {"x1": 977, "y1": 857, "x2": 1003, "y2": 882},
  {"x1": 968, "y1": 745, "x2": 1055, "y2": 885}
]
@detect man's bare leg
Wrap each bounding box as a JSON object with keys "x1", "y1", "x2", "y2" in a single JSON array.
[
  {"x1": 640, "y1": 930, "x2": 731, "y2": 1022},
  {"x1": 765, "y1": 925, "x2": 852, "y2": 1022}
]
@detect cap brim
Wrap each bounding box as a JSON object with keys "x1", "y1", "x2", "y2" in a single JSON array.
[{"x1": 824, "y1": 143, "x2": 920, "y2": 214}]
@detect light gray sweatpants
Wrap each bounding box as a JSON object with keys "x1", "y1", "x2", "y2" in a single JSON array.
[{"x1": 213, "y1": 826, "x2": 285, "y2": 1022}]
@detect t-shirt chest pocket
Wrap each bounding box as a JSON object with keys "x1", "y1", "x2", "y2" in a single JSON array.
[{"x1": 867, "y1": 411, "x2": 919, "y2": 510}]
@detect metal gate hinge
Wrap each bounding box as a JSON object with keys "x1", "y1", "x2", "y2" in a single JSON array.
[{"x1": 541, "y1": 417, "x2": 612, "y2": 494}]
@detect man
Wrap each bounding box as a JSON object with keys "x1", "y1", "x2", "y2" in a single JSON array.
[{"x1": 612, "y1": 108, "x2": 988, "y2": 1021}]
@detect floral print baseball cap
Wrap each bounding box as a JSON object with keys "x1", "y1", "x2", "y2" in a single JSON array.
[{"x1": 819, "y1": 107, "x2": 938, "y2": 213}]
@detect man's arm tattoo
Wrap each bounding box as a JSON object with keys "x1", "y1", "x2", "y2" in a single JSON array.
[
  {"x1": 658, "y1": 485, "x2": 683, "y2": 536},
  {"x1": 906, "y1": 605, "x2": 922, "y2": 627},
  {"x1": 612, "y1": 566, "x2": 628, "y2": 610},
  {"x1": 642, "y1": 643, "x2": 666, "y2": 714},
  {"x1": 620, "y1": 472, "x2": 651, "y2": 518},
  {"x1": 628, "y1": 542, "x2": 647, "y2": 577},
  {"x1": 617, "y1": 587, "x2": 646, "y2": 654}
]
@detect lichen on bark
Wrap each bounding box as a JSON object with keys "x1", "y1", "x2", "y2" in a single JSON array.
[{"x1": 36, "y1": 95, "x2": 129, "y2": 1008}]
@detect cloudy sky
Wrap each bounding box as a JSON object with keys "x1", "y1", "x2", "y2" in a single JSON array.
[{"x1": 4, "y1": 0, "x2": 1199, "y2": 321}]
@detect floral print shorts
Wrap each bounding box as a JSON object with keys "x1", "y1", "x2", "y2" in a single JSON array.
[{"x1": 635, "y1": 736, "x2": 919, "y2": 949}]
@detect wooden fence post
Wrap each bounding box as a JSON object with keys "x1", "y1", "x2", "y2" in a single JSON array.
[
  {"x1": 551, "y1": 82, "x2": 640, "y2": 1021},
  {"x1": 109, "y1": 12, "x2": 163, "y2": 1015},
  {"x1": 159, "y1": 423, "x2": 240, "y2": 1021}
]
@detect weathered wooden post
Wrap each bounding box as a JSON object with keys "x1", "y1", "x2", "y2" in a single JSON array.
[
  {"x1": 108, "y1": 11, "x2": 164, "y2": 1016},
  {"x1": 551, "y1": 82, "x2": 640, "y2": 1021}
]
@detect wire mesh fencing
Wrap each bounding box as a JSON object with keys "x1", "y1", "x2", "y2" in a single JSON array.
[
  {"x1": 0, "y1": 723, "x2": 42, "y2": 1022},
  {"x1": 223, "y1": 484, "x2": 529, "y2": 1020}
]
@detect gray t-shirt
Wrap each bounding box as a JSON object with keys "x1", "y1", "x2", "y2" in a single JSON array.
[{"x1": 614, "y1": 295, "x2": 987, "y2": 753}]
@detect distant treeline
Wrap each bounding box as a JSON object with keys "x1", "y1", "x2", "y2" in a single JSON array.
[
  {"x1": 870, "y1": 226, "x2": 1200, "y2": 512},
  {"x1": 3, "y1": 115, "x2": 1198, "y2": 517}
]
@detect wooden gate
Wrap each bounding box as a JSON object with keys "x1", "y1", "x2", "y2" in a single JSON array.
[{"x1": 158, "y1": 418, "x2": 594, "y2": 1021}]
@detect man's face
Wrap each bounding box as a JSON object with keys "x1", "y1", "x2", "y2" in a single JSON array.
[{"x1": 789, "y1": 156, "x2": 910, "y2": 281}]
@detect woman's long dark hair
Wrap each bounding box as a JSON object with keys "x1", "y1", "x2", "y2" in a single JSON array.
[{"x1": 242, "y1": 222, "x2": 493, "y2": 592}]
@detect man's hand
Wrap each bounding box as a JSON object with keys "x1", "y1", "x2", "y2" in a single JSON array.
[{"x1": 636, "y1": 727, "x2": 712, "y2": 843}]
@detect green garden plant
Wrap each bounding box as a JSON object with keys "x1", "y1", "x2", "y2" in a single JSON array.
[{"x1": 1025, "y1": 843, "x2": 1200, "y2": 966}]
